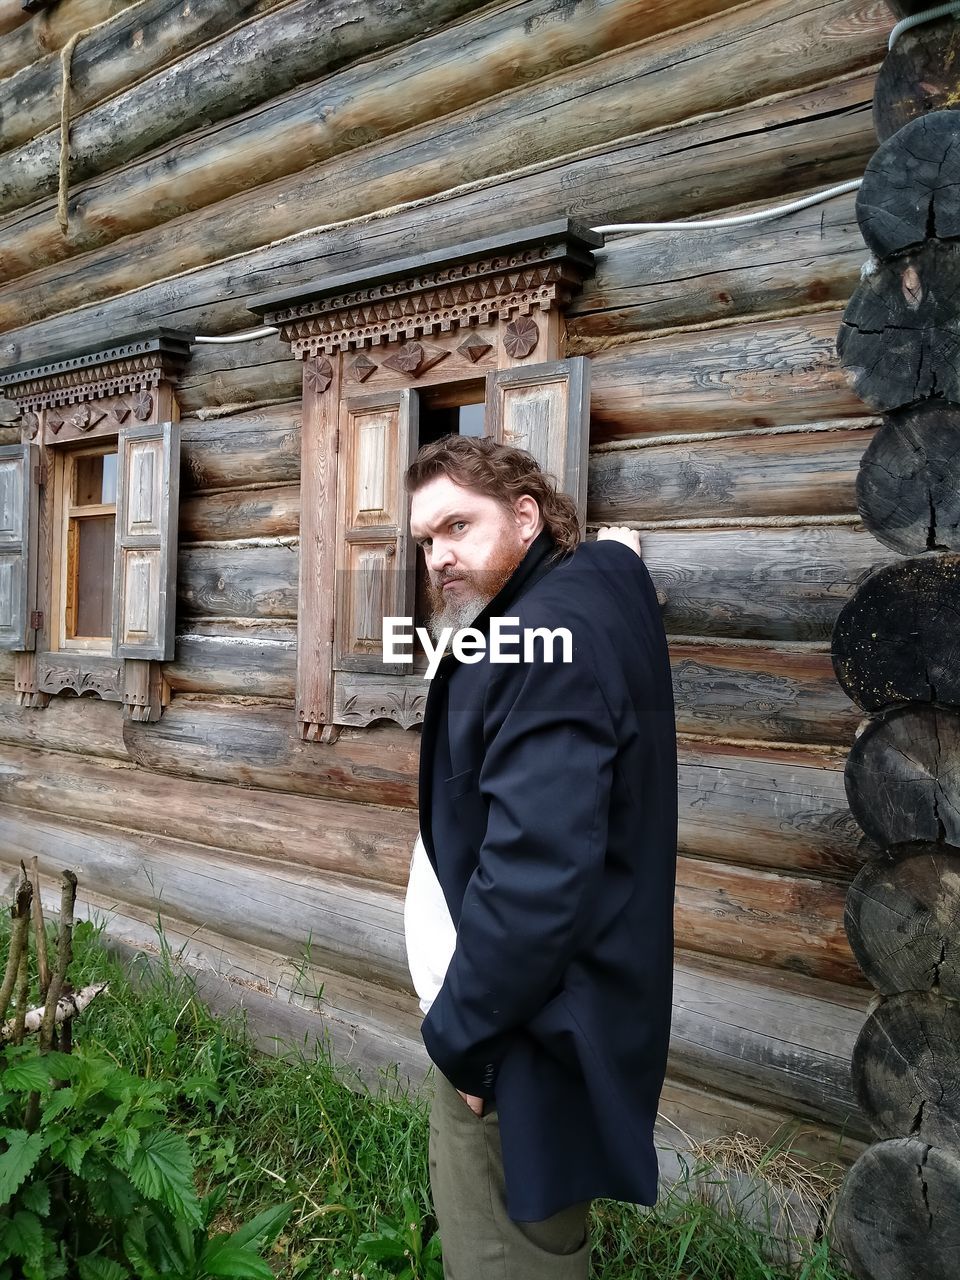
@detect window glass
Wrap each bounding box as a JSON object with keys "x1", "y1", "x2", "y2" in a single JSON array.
[{"x1": 75, "y1": 514, "x2": 115, "y2": 638}]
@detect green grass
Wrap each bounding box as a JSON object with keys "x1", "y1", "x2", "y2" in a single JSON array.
[{"x1": 61, "y1": 919, "x2": 853, "y2": 1280}]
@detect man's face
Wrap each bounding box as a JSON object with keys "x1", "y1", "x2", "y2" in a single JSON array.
[{"x1": 409, "y1": 475, "x2": 532, "y2": 635}]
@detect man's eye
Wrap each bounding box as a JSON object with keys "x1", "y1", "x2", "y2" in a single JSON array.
[
  {"x1": 419, "y1": 538, "x2": 432, "y2": 550},
  {"x1": 452, "y1": 521, "x2": 467, "y2": 533}
]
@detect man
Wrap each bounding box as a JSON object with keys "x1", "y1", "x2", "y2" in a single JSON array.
[{"x1": 403, "y1": 435, "x2": 677, "y2": 1279}]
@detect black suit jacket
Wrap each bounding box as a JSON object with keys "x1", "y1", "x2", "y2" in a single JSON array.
[{"x1": 418, "y1": 529, "x2": 677, "y2": 1221}]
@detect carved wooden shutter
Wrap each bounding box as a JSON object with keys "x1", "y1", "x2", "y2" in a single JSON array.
[
  {"x1": 486, "y1": 357, "x2": 591, "y2": 521},
  {"x1": 112, "y1": 420, "x2": 180, "y2": 661},
  {"x1": 335, "y1": 389, "x2": 417, "y2": 674},
  {"x1": 0, "y1": 443, "x2": 39, "y2": 651}
]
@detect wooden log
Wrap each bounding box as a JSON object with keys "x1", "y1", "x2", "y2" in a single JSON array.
[
  {"x1": 0, "y1": 682, "x2": 126, "y2": 760},
  {"x1": 0, "y1": 0, "x2": 494, "y2": 204},
  {"x1": 845, "y1": 707, "x2": 960, "y2": 849},
  {"x1": 178, "y1": 544, "x2": 298, "y2": 619},
  {"x1": 0, "y1": 742, "x2": 417, "y2": 884},
  {"x1": 571, "y1": 187, "x2": 868, "y2": 339},
  {"x1": 176, "y1": 337, "x2": 301, "y2": 415},
  {"x1": 853, "y1": 992, "x2": 960, "y2": 1149},
  {"x1": 643, "y1": 522, "x2": 895, "y2": 641},
  {"x1": 0, "y1": 2, "x2": 129, "y2": 81},
  {"x1": 856, "y1": 110, "x2": 960, "y2": 256},
  {"x1": 0, "y1": 0, "x2": 886, "y2": 289},
  {"x1": 677, "y1": 740, "x2": 860, "y2": 877},
  {"x1": 0, "y1": 0, "x2": 31, "y2": 40},
  {"x1": 0, "y1": 72, "x2": 878, "y2": 355},
  {"x1": 588, "y1": 425, "x2": 871, "y2": 523},
  {"x1": 837, "y1": 241, "x2": 960, "y2": 411},
  {"x1": 181, "y1": 405, "x2": 300, "y2": 491},
  {"x1": 873, "y1": 17, "x2": 960, "y2": 141},
  {"x1": 832, "y1": 555, "x2": 960, "y2": 712},
  {"x1": 670, "y1": 640, "x2": 860, "y2": 745},
  {"x1": 675, "y1": 857, "x2": 861, "y2": 985},
  {"x1": 833, "y1": 1138, "x2": 960, "y2": 1280},
  {"x1": 165, "y1": 624, "x2": 297, "y2": 698},
  {"x1": 180, "y1": 484, "x2": 299, "y2": 542},
  {"x1": 845, "y1": 847, "x2": 960, "y2": 998},
  {"x1": 857, "y1": 402, "x2": 960, "y2": 553}
]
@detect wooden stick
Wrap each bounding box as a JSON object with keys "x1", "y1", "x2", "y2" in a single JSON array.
[
  {"x1": 11, "y1": 945, "x2": 29, "y2": 1047},
  {"x1": 1, "y1": 982, "x2": 108, "y2": 1043},
  {"x1": 28, "y1": 855, "x2": 50, "y2": 1000},
  {"x1": 0, "y1": 868, "x2": 32, "y2": 1026},
  {"x1": 38, "y1": 870, "x2": 77, "y2": 1054}
]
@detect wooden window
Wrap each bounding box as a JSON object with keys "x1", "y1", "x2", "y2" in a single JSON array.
[{"x1": 57, "y1": 445, "x2": 118, "y2": 650}]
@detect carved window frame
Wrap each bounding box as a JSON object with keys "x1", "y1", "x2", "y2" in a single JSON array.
[
  {"x1": 249, "y1": 220, "x2": 602, "y2": 737},
  {"x1": 0, "y1": 331, "x2": 191, "y2": 720}
]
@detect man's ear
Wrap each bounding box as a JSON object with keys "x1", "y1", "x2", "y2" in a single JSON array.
[{"x1": 513, "y1": 494, "x2": 542, "y2": 545}]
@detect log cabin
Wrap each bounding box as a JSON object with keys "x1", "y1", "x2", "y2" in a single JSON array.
[{"x1": 2, "y1": 1, "x2": 957, "y2": 1254}]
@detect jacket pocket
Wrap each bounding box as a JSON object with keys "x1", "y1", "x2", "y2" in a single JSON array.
[{"x1": 444, "y1": 767, "x2": 477, "y2": 799}]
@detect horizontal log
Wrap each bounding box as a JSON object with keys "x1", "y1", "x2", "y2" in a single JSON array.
[
  {"x1": 588, "y1": 425, "x2": 872, "y2": 522},
  {"x1": 0, "y1": 682, "x2": 126, "y2": 759},
  {"x1": 676, "y1": 857, "x2": 860, "y2": 985},
  {"x1": 0, "y1": 0, "x2": 31, "y2": 40},
  {"x1": 670, "y1": 640, "x2": 860, "y2": 745},
  {"x1": 0, "y1": 0, "x2": 290, "y2": 155},
  {"x1": 0, "y1": 72, "x2": 878, "y2": 360},
  {"x1": 678, "y1": 740, "x2": 860, "y2": 877},
  {"x1": 176, "y1": 339, "x2": 301, "y2": 414},
  {"x1": 0, "y1": 803, "x2": 871, "y2": 1132},
  {"x1": 0, "y1": 0, "x2": 885, "y2": 291},
  {"x1": 0, "y1": 0, "x2": 493, "y2": 207},
  {"x1": 165, "y1": 625, "x2": 297, "y2": 698},
  {"x1": 181, "y1": 405, "x2": 300, "y2": 491},
  {"x1": 0, "y1": 2, "x2": 127, "y2": 81},
  {"x1": 0, "y1": 742, "x2": 417, "y2": 884},
  {"x1": 180, "y1": 484, "x2": 299, "y2": 542},
  {"x1": 571, "y1": 188, "x2": 868, "y2": 338},
  {"x1": 178, "y1": 544, "x2": 298, "y2": 619},
  {"x1": 645, "y1": 522, "x2": 896, "y2": 641}
]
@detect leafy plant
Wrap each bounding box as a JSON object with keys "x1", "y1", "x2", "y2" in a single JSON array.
[{"x1": 355, "y1": 1189, "x2": 443, "y2": 1280}]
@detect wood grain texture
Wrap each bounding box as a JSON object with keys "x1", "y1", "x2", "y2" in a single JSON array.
[
  {"x1": 856, "y1": 110, "x2": 960, "y2": 254},
  {"x1": 0, "y1": 1, "x2": 131, "y2": 82},
  {"x1": 873, "y1": 16, "x2": 960, "y2": 141},
  {"x1": 845, "y1": 707, "x2": 960, "y2": 849},
  {"x1": 571, "y1": 188, "x2": 868, "y2": 338},
  {"x1": 845, "y1": 848, "x2": 960, "y2": 998},
  {"x1": 178, "y1": 544, "x2": 298, "y2": 619},
  {"x1": 164, "y1": 623, "x2": 297, "y2": 698},
  {"x1": 588, "y1": 426, "x2": 871, "y2": 523},
  {"x1": 0, "y1": 682, "x2": 126, "y2": 759},
  {"x1": 853, "y1": 992, "x2": 960, "y2": 1149},
  {"x1": 839, "y1": 241, "x2": 960, "y2": 411},
  {"x1": 180, "y1": 484, "x2": 299, "y2": 542},
  {"x1": 832, "y1": 554, "x2": 960, "y2": 712},
  {"x1": 834, "y1": 1138, "x2": 960, "y2": 1280},
  {"x1": 857, "y1": 402, "x2": 960, "y2": 553},
  {"x1": 0, "y1": 0, "x2": 885, "y2": 290},
  {"x1": 0, "y1": 73, "x2": 878, "y2": 364},
  {"x1": 180, "y1": 405, "x2": 300, "y2": 492}
]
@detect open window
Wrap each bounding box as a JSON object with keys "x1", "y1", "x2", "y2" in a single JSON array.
[{"x1": 249, "y1": 220, "x2": 602, "y2": 735}]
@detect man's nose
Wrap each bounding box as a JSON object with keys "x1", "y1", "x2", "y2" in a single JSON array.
[{"x1": 429, "y1": 541, "x2": 455, "y2": 573}]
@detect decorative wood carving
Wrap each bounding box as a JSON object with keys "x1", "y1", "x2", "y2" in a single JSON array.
[
  {"x1": 22, "y1": 412, "x2": 39, "y2": 441},
  {"x1": 133, "y1": 391, "x2": 154, "y2": 421},
  {"x1": 37, "y1": 652, "x2": 124, "y2": 702},
  {"x1": 305, "y1": 357, "x2": 334, "y2": 394},
  {"x1": 249, "y1": 220, "x2": 603, "y2": 359},
  {"x1": 503, "y1": 316, "x2": 540, "y2": 359},
  {"x1": 334, "y1": 671, "x2": 429, "y2": 730},
  {"x1": 382, "y1": 341, "x2": 449, "y2": 378},
  {"x1": 349, "y1": 354, "x2": 377, "y2": 382},
  {"x1": 457, "y1": 334, "x2": 493, "y2": 363}
]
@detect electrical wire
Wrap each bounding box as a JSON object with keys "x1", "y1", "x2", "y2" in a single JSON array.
[{"x1": 889, "y1": 1, "x2": 960, "y2": 49}]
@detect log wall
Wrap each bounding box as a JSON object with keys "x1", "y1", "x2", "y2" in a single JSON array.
[{"x1": 0, "y1": 0, "x2": 893, "y2": 1159}]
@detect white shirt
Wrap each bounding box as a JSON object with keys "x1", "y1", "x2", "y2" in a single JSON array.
[{"x1": 403, "y1": 833, "x2": 456, "y2": 1014}]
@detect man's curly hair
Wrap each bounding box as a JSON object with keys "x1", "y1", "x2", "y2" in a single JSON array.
[{"x1": 404, "y1": 434, "x2": 581, "y2": 557}]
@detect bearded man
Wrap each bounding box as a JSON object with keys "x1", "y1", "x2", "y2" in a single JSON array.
[{"x1": 403, "y1": 435, "x2": 677, "y2": 1280}]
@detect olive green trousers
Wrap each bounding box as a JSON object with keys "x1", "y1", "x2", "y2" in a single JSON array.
[{"x1": 429, "y1": 1072, "x2": 591, "y2": 1279}]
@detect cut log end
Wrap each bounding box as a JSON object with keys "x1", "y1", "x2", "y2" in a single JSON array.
[{"x1": 874, "y1": 20, "x2": 960, "y2": 142}]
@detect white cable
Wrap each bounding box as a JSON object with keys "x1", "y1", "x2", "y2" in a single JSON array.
[
  {"x1": 192, "y1": 326, "x2": 279, "y2": 345},
  {"x1": 591, "y1": 179, "x2": 863, "y2": 235},
  {"x1": 889, "y1": 1, "x2": 960, "y2": 49}
]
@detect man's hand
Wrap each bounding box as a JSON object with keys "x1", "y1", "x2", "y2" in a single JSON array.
[
  {"x1": 597, "y1": 525, "x2": 642, "y2": 557},
  {"x1": 458, "y1": 1090, "x2": 484, "y2": 1117}
]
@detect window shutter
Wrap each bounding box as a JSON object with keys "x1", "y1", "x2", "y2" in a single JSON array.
[
  {"x1": 334, "y1": 389, "x2": 417, "y2": 675},
  {"x1": 485, "y1": 357, "x2": 591, "y2": 521},
  {"x1": 112, "y1": 420, "x2": 180, "y2": 661},
  {"x1": 0, "y1": 443, "x2": 39, "y2": 651}
]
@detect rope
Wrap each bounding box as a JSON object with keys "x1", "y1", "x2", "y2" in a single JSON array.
[
  {"x1": 889, "y1": 1, "x2": 960, "y2": 49},
  {"x1": 56, "y1": 30, "x2": 87, "y2": 237}
]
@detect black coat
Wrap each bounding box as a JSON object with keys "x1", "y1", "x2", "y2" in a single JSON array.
[{"x1": 418, "y1": 529, "x2": 677, "y2": 1222}]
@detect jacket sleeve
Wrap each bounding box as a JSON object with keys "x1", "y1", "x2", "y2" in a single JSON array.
[{"x1": 420, "y1": 639, "x2": 618, "y2": 1096}]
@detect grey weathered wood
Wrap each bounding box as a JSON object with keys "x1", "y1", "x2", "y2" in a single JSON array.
[
  {"x1": 0, "y1": 0, "x2": 131, "y2": 83},
  {"x1": 178, "y1": 544, "x2": 298, "y2": 620},
  {"x1": 874, "y1": 17, "x2": 960, "y2": 141},
  {"x1": 845, "y1": 707, "x2": 960, "y2": 850},
  {"x1": 856, "y1": 111, "x2": 960, "y2": 256},
  {"x1": 589, "y1": 425, "x2": 870, "y2": 523},
  {"x1": 838, "y1": 241, "x2": 960, "y2": 411},
  {"x1": 834, "y1": 1138, "x2": 960, "y2": 1280},
  {"x1": 181, "y1": 484, "x2": 298, "y2": 542},
  {"x1": 853, "y1": 992, "x2": 960, "y2": 1149},
  {"x1": 832, "y1": 555, "x2": 960, "y2": 712},
  {"x1": 0, "y1": 0, "x2": 494, "y2": 210},
  {"x1": 0, "y1": 680, "x2": 126, "y2": 759},
  {"x1": 181, "y1": 405, "x2": 300, "y2": 492},
  {"x1": 0, "y1": 442, "x2": 38, "y2": 651},
  {"x1": 488, "y1": 357, "x2": 590, "y2": 520},
  {"x1": 0, "y1": 73, "x2": 877, "y2": 362},
  {"x1": 857, "y1": 402, "x2": 960, "y2": 553},
  {"x1": 112, "y1": 421, "x2": 179, "y2": 661},
  {"x1": 845, "y1": 849, "x2": 960, "y2": 998},
  {"x1": 164, "y1": 625, "x2": 297, "y2": 698}
]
